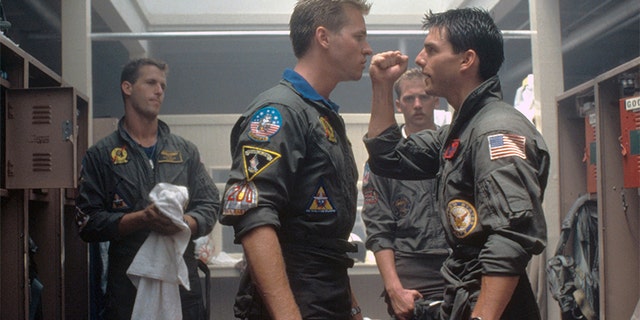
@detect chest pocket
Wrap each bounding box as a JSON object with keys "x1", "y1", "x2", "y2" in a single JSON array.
[{"x1": 107, "y1": 161, "x2": 143, "y2": 212}]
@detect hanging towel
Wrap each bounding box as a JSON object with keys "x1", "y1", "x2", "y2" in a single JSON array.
[{"x1": 127, "y1": 182, "x2": 191, "y2": 320}]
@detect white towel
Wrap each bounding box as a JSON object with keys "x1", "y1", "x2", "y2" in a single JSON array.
[{"x1": 127, "y1": 183, "x2": 191, "y2": 320}]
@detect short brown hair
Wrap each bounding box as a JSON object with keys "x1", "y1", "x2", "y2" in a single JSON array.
[
  {"x1": 289, "y1": 0, "x2": 371, "y2": 58},
  {"x1": 393, "y1": 68, "x2": 426, "y2": 99},
  {"x1": 119, "y1": 57, "x2": 168, "y2": 102}
]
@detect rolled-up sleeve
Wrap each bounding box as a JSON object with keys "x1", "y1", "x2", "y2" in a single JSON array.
[{"x1": 473, "y1": 131, "x2": 548, "y2": 275}]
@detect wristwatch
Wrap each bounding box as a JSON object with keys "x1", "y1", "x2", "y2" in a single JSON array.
[{"x1": 350, "y1": 306, "x2": 361, "y2": 316}]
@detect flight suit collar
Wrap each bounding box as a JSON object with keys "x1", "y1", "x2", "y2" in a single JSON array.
[{"x1": 282, "y1": 68, "x2": 341, "y2": 113}]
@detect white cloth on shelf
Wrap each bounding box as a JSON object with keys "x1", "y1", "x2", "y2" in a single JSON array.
[{"x1": 126, "y1": 183, "x2": 191, "y2": 320}]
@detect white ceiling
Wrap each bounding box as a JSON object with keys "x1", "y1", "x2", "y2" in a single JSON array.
[
  {"x1": 110, "y1": 0, "x2": 504, "y2": 30},
  {"x1": 137, "y1": 0, "x2": 498, "y2": 30},
  {"x1": 3, "y1": 0, "x2": 637, "y2": 117}
]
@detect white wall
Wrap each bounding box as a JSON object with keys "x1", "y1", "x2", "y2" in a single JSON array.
[
  {"x1": 160, "y1": 113, "x2": 399, "y2": 255},
  {"x1": 160, "y1": 113, "x2": 406, "y2": 183}
]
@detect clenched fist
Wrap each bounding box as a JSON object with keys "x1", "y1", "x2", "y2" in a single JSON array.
[{"x1": 369, "y1": 51, "x2": 409, "y2": 85}]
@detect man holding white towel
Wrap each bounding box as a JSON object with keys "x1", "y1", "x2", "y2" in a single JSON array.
[{"x1": 75, "y1": 58, "x2": 220, "y2": 320}]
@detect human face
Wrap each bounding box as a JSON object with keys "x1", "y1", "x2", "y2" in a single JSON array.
[
  {"x1": 328, "y1": 5, "x2": 373, "y2": 81},
  {"x1": 396, "y1": 78, "x2": 438, "y2": 133},
  {"x1": 123, "y1": 65, "x2": 167, "y2": 119},
  {"x1": 415, "y1": 27, "x2": 462, "y2": 100}
]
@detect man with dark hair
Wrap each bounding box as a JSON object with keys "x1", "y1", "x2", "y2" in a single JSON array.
[
  {"x1": 220, "y1": 0, "x2": 373, "y2": 319},
  {"x1": 76, "y1": 57, "x2": 220, "y2": 319},
  {"x1": 362, "y1": 67, "x2": 449, "y2": 320},
  {"x1": 365, "y1": 8, "x2": 550, "y2": 320}
]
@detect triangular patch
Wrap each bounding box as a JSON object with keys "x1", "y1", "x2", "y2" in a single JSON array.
[
  {"x1": 305, "y1": 183, "x2": 336, "y2": 214},
  {"x1": 242, "y1": 146, "x2": 281, "y2": 181}
]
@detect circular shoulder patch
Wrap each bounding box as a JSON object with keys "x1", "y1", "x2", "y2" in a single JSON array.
[
  {"x1": 248, "y1": 106, "x2": 282, "y2": 142},
  {"x1": 393, "y1": 195, "x2": 411, "y2": 218},
  {"x1": 447, "y1": 199, "x2": 478, "y2": 238},
  {"x1": 111, "y1": 147, "x2": 128, "y2": 164}
]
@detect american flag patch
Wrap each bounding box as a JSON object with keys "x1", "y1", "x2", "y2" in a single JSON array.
[{"x1": 488, "y1": 134, "x2": 526, "y2": 160}]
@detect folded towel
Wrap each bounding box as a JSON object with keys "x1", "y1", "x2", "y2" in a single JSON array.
[{"x1": 127, "y1": 183, "x2": 191, "y2": 320}]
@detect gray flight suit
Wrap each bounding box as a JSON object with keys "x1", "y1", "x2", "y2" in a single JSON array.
[
  {"x1": 76, "y1": 119, "x2": 220, "y2": 320},
  {"x1": 221, "y1": 69, "x2": 359, "y2": 320},
  {"x1": 364, "y1": 76, "x2": 550, "y2": 320}
]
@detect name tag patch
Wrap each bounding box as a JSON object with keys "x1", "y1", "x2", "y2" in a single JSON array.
[{"x1": 158, "y1": 150, "x2": 183, "y2": 163}]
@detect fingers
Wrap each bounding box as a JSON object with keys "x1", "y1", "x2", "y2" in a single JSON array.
[
  {"x1": 369, "y1": 51, "x2": 410, "y2": 86},
  {"x1": 144, "y1": 204, "x2": 183, "y2": 235},
  {"x1": 370, "y1": 51, "x2": 409, "y2": 70},
  {"x1": 154, "y1": 222, "x2": 182, "y2": 235}
]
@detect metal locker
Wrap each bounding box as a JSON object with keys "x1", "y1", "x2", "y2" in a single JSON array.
[
  {"x1": 5, "y1": 87, "x2": 79, "y2": 188},
  {"x1": 620, "y1": 95, "x2": 640, "y2": 188}
]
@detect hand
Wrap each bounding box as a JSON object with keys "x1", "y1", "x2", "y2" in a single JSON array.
[
  {"x1": 369, "y1": 51, "x2": 409, "y2": 85},
  {"x1": 143, "y1": 204, "x2": 182, "y2": 235},
  {"x1": 389, "y1": 288, "x2": 423, "y2": 320}
]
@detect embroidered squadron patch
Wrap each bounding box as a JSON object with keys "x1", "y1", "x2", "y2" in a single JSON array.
[
  {"x1": 111, "y1": 146, "x2": 128, "y2": 164},
  {"x1": 112, "y1": 192, "x2": 130, "y2": 210},
  {"x1": 158, "y1": 150, "x2": 183, "y2": 163},
  {"x1": 393, "y1": 195, "x2": 411, "y2": 218},
  {"x1": 319, "y1": 116, "x2": 337, "y2": 143},
  {"x1": 242, "y1": 146, "x2": 281, "y2": 181},
  {"x1": 223, "y1": 181, "x2": 258, "y2": 216},
  {"x1": 444, "y1": 139, "x2": 460, "y2": 160},
  {"x1": 362, "y1": 164, "x2": 378, "y2": 205},
  {"x1": 362, "y1": 185, "x2": 378, "y2": 205},
  {"x1": 447, "y1": 199, "x2": 478, "y2": 238},
  {"x1": 248, "y1": 106, "x2": 282, "y2": 142},
  {"x1": 305, "y1": 183, "x2": 336, "y2": 214},
  {"x1": 362, "y1": 163, "x2": 371, "y2": 185}
]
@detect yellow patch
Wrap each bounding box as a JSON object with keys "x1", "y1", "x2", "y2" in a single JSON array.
[
  {"x1": 319, "y1": 116, "x2": 337, "y2": 143},
  {"x1": 242, "y1": 146, "x2": 281, "y2": 181},
  {"x1": 305, "y1": 183, "x2": 336, "y2": 214},
  {"x1": 111, "y1": 147, "x2": 128, "y2": 164}
]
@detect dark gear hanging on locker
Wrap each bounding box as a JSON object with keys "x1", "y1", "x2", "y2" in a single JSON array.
[{"x1": 547, "y1": 194, "x2": 598, "y2": 320}]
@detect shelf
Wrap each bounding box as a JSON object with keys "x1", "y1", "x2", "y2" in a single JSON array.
[{"x1": 0, "y1": 77, "x2": 9, "y2": 88}]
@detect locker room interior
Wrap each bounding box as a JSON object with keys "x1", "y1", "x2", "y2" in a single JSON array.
[{"x1": 0, "y1": 0, "x2": 639, "y2": 319}]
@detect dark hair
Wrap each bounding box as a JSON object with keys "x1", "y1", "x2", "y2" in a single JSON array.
[
  {"x1": 120, "y1": 58, "x2": 168, "y2": 102},
  {"x1": 289, "y1": 0, "x2": 371, "y2": 58},
  {"x1": 120, "y1": 57, "x2": 168, "y2": 85},
  {"x1": 422, "y1": 8, "x2": 504, "y2": 80}
]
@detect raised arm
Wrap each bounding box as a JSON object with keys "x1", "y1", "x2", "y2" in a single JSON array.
[{"x1": 367, "y1": 51, "x2": 409, "y2": 138}]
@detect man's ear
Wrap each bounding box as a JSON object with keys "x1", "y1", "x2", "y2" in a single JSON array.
[
  {"x1": 460, "y1": 49, "x2": 477, "y2": 72},
  {"x1": 316, "y1": 26, "x2": 330, "y2": 49},
  {"x1": 395, "y1": 99, "x2": 403, "y2": 113},
  {"x1": 121, "y1": 81, "x2": 132, "y2": 96}
]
